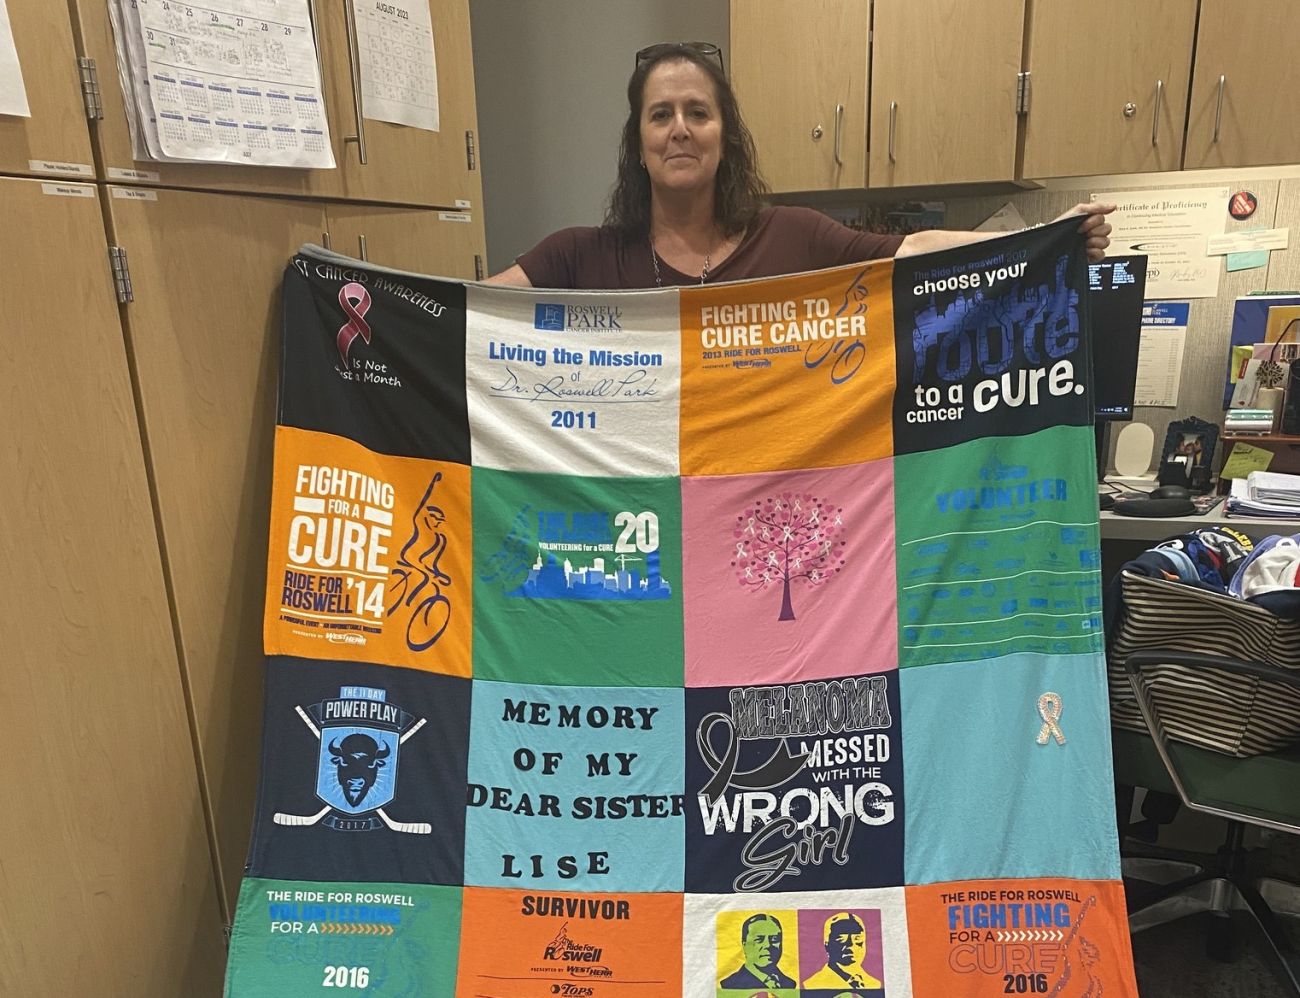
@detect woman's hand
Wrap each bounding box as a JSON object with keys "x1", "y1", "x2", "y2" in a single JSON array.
[{"x1": 1053, "y1": 202, "x2": 1115, "y2": 262}]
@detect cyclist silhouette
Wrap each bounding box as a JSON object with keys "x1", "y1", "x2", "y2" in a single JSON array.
[
  {"x1": 806, "y1": 265, "x2": 871, "y2": 384},
  {"x1": 387, "y1": 473, "x2": 452, "y2": 651}
]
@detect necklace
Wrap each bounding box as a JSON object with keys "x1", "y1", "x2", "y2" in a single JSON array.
[{"x1": 649, "y1": 233, "x2": 712, "y2": 286}]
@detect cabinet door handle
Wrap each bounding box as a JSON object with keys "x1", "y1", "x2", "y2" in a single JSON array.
[
  {"x1": 1151, "y1": 79, "x2": 1163, "y2": 146},
  {"x1": 888, "y1": 101, "x2": 897, "y2": 163},
  {"x1": 1214, "y1": 74, "x2": 1226, "y2": 143},
  {"x1": 358, "y1": 234, "x2": 369, "y2": 261},
  {"x1": 833, "y1": 103, "x2": 844, "y2": 166},
  {"x1": 343, "y1": 0, "x2": 369, "y2": 164}
]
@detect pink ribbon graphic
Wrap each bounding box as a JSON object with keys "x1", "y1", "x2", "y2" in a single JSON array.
[{"x1": 336, "y1": 282, "x2": 372, "y2": 368}]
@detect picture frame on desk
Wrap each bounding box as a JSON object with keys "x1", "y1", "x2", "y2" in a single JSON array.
[{"x1": 1159, "y1": 416, "x2": 1218, "y2": 489}]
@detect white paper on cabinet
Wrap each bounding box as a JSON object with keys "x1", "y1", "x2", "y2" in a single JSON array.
[
  {"x1": 107, "y1": 0, "x2": 166, "y2": 161},
  {"x1": 353, "y1": 0, "x2": 440, "y2": 131},
  {"x1": 1092, "y1": 186, "x2": 1229, "y2": 299},
  {"x1": 133, "y1": 0, "x2": 335, "y2": 168},
  {"x1": 0, "y1": 0, "x2": 30, "y2": 118}
]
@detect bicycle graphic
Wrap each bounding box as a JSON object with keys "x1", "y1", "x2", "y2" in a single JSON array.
[
  {"x1": 805, "y1": 265, "x2": 871, "y2": 384},
  {"x1": 387, "y1": 473, "x2": 453, "y2": 652}
]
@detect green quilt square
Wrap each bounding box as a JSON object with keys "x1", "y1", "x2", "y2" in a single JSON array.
[
  {"x1": 224, "y1": 879, "x2": 461, "y2": 998},
  {"x1": 473, "y1": 468, "x2": 684, "y2": 686},
  {"x1": 893, "y1": 425, "x2": 1103, "y2": 667}
]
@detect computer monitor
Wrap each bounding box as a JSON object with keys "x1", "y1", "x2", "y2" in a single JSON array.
[
  {"x1": 1088, "y1": 254, "x2": 1147, "y2": 481},
  {"x1": 1088, "y1": 254, "x2": 1147, "y2": 422}
]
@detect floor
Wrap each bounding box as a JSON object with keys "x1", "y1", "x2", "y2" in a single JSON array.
[
  {"x1": 1128, "y1": 827, "x2": 1300, "y2": 997},
  {"x1": 1133, "y1": 912, "x2": 1292, "y2": 997}
]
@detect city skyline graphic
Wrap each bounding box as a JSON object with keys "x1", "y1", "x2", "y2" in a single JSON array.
[{"x1": 508, "y1": 548, "x2": 673, "y2": 601}]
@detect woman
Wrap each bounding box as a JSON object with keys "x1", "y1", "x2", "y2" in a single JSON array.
[{"x1": 487, "y1": 42, "x2": 1112, "y2": 290}]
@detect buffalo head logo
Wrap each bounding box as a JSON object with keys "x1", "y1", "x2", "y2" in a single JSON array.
[{"x1": 328, "y1": 732, "x2": 390, "y2": 808}]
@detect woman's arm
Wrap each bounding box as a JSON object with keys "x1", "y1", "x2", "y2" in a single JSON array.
[
  {"x1": 896, "y1": 202, "x2": 1115, "y2": 261},
  {"x1": 483, "y1": 263, "x2": 534, "y2": 286}
]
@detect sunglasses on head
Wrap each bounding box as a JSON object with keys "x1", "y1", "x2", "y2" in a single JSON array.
[{"x1": 634, "y1": 41, "x2": 724, "y2": 75}]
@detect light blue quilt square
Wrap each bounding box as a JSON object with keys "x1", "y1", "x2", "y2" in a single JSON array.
[{"x1": 902, "y1": 652, "x2": 1121, "y2": 884}]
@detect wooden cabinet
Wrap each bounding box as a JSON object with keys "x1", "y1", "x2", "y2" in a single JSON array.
[
  {"x1": 0, "y1": 177, "x2": 226, "y2": 996},
  {"x1": 722, "y1": 0, "x2": 1300, "y2": 187},
  {"x1": 103, "y1": 188, "x2": 328, "y2": 910},
  {"x1": 1020, "y1": 0, "x2": 1195, "y2": 179},
  {"x1": 325, "y1": 203, "x2": 488, "y2": 279},
  {"x1": 1184, "y1": 0, "x2": 1300, "y2": 170},
  {"x1": 730, "y1": 0, "x2": 870, "y2": 193},
  {"x1": 317, "y1": 0, "x2": 482, "y2": 208},
  {"x1": 2, "y1": 3, "x2": 487, "y2": 985},
  {"x1": 0, "y1": 0, "x2": 95, "y2": 178},
  {"x1": 869, "y1": 0, "x2": 1025, "y2": 187},
  {"x1": 66, "y1": 0, "x2": 481, "y2": 206}
]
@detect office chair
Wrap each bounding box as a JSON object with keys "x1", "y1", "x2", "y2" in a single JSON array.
[{"x1": 1118, "y1": 647, "x2": 1300, "y2": 995}]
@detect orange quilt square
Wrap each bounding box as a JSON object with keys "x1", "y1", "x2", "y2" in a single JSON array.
[
  {"x1": 264, "y1": 426, "x2": 472, "y2": 676},
  {"x1": 456, "y1": 887, "x2": 683, "y2": 997},
  {"x1": 905, "y1": 879, "x2": 1137, "y2": 997},
  {"x1": 679, "y1": 261, "x2": 896, "y2": 475}
]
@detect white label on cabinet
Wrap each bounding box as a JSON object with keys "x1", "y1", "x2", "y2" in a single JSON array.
[
  {"x1": 112, "y1": 186, "x2": 158, "y2": 201},
  {"x1": 439, "y1": 211, "x2": 471, "y2": 223},
  {"x1": 41, "y1": 183, "x2": 95, "y2": 198},
  {"x1": 29, "y1": 160, "x2": 94, "y2": 177},
  {"x1": 107, "y1": 167, "x2": 162, "y2": 182},
  {"x1": 454, "y1": 199, "x2": 472, "y2": 209}
]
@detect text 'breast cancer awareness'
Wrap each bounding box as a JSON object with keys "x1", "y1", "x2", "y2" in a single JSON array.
[{"x1": 336, "y1": 282, "x2": 373, "y2": 368}]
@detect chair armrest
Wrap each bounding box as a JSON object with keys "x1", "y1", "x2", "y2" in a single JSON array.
[
  {"x1": 1123, "y1": 649, "x2": 1300, "y2": 833},
  {"x1": 1125, "y1": 650, "x2": 1300, "y2": 692}
]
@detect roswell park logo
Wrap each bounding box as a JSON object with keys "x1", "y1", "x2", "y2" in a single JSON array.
[
  {"x1": 534, "y1": 302, "x2": 624, "y2": 331},
  {"x1": 273, "y1": 686, "x2": 430, "y2": 834}
]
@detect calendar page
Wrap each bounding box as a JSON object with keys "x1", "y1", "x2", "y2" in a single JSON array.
[
  {"x1": 353, "y1": 0, "x2": 440, "y2": 132},
  {"x1": 134, "y1": 0, "x2": 335, "y2": 167},
  {"x1": 108, "y1": 0, "x2": 168, "y2": 161}
]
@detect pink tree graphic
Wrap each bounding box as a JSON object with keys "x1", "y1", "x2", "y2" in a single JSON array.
[{"x1": 731, "y1": 493, "x2": 847, "y2": 621}]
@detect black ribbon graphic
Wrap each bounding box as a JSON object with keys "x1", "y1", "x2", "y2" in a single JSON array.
[{"x1": 696, "y1": 712, "x2": 810, "y2": 804}]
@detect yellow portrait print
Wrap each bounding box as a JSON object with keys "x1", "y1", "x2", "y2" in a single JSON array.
[{"x1": 715, "y1": 909, "x2": 801, "y2": 995}]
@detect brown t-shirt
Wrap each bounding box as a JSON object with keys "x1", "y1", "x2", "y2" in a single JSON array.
[{"x1": 515, "y1": 205, "x2": 905, "y2": 290}]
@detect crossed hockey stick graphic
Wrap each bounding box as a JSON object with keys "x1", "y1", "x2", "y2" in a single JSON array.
[{"x1": 273, "y1": 705, "x2": 431, "y2": 835}]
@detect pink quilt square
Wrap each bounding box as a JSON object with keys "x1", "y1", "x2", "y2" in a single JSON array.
[{"x1": 683, "y1": 460, "x2": 898, "y2": 686}]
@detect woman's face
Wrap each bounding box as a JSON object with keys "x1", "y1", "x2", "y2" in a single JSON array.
[{"x1": 639, "y1": 59, "x2": 723, "y2": 199}]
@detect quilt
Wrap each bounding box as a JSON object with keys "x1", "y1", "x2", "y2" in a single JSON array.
[{"x1": 224, "y1": 217, "x2": 1138, "y2": 997}]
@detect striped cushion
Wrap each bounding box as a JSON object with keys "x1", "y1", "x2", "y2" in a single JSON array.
[{"x1": 1107, "y1": 571, "x2": 1300, "y2": 757}]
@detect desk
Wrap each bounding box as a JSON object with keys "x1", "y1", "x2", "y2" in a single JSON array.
[
  {"x1": 1100, "y1": 505, "x2": 1299, "y2": 581},
  {"x1": 1100, "y1": 506, "x2": 1300, "y2": 542}
]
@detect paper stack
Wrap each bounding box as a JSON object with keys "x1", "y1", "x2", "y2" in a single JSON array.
[
  {"x1": 106, "y1": 0, "x2": 334, "y2": 169},
  {"x1": 1227, "y1": 471, "x2": 1300, "y2": 518}
]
